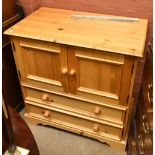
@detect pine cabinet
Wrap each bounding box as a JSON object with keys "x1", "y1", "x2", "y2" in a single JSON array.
[{"x1": 4, "y1": 7, "x2": 148, "y2": 151}]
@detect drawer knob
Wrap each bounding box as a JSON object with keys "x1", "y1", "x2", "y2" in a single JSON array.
[
  {"x1": 42, "y1": 94, "x2": 49, "y2": 101},
  {"x1": 61, "y1": 68, "x2": 68, "y2": 75},
  {"x1": 69, "y1": 69, "x2": 76, "y2": 76},
  {"x1": 94, "y1": 107, "x2": 101, "y2": 115},
  {"x1": 93, "y1": 124, "x2": 99, "y2": 132},
  {"x1": 43, "y1": 111, "x2": 50, "y2": 118}
]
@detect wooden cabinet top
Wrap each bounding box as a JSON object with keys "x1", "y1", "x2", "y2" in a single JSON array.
[{"x1": 4, "y1": 7, "x2": 148, "y2": 57}]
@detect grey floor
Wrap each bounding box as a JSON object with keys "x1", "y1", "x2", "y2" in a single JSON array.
[{"x1": 21, "y1": 109, "x2": 127, "y2": 155}]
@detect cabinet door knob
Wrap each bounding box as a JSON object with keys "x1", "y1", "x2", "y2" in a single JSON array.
[
  {"x1": 69, "y1": 69, "x2": 76, "y2": 76},
  {"x1": 61, "y1": 68, "x2": 68, "y2": 75},
  {"x1": 93, "y1": 124, "x2": 99, "y2": 132},
  {"x1": 43, "y1": 110, "x2": 50, "y2": 118},
  {"x1": 41, "y1": 94, "x2": 49, "y2": 101},
  {"x1": 94, "y1": 107, "x2": 101, "y2": 115}
]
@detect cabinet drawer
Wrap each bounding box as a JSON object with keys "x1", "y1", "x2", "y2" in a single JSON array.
[
  {"x1": 22, "y1": 85, "x2": 126, "y2": 125},
  {"x1": 25, "y1": 102, "x2": 123, "y2": 140}
]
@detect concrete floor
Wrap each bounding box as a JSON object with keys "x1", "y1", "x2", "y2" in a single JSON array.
[{"x1": 27, "y1": 123, "x2": 127, "y2": 155}]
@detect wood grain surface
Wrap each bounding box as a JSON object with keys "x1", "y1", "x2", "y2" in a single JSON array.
[{"x1": 4, "y1": 7, "x2": 148, "y2": 57}]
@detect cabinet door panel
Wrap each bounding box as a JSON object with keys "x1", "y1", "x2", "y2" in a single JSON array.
[
  {"x1": 23, "y1": 48, "x2": 60, "y2": 81},
  {"x1": 68, "y1": 47, "x2": 133, "y2": 105},
  {"x1": 78, "y1": 59, "x2": 122, "y2": 95},
  {"x1": 12, "y1": 37, "x2": 69, "y2": 93}
]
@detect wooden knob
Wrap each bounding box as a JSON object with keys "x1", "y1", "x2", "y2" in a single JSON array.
[
  {"x1": 94, "y1": 107, "x2": 101, "y2": 115},
  {"x1": 61, "y1": 68, "x2": 68, "y2": 75},
  {"x1": 93, "y1": 124, "x2": 99, "y2": 132},
  {"x1": 41, "y1": 94, "x2": 49, "y2": 101},
  {"x1": 69, "y1": 69, "x2": 76, "y2": 76},
  {"x1": 43, "y1": 111, "x2": 50, "y2": 118}
]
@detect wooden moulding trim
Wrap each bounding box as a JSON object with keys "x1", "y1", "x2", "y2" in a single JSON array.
[
  {"x1": 26, "y1": 96, "x2": 123, "y2": 125},
  {"x1": 78, "y1": 87, "x2": 118, "y2": 100},
  {"x1": 3, "y1": 13, "x2": 22, "y2": 28},
  {"x1": 27, "y1": 75, "x2": 62, "y2": 87},
  {"x1": 4, "y1": 30, "x2": 143, "y2": 57},
  {"x1": 25, "y1": 100, "x2": 123, "y2": 129},
  {"x1": 21, "y1": 82, "x2": 127, "y2": 111},
  {"x1": 25, "y1": 114, "x2": 128, "y2": 146},
  {"x1": 76, "y1": 54, "x2": 124, "y2": 65},
  {"x1": 20, "y1": 43, "x2": 60, "y2": 53}
]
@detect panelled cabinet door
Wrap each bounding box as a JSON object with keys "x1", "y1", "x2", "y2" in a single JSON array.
[
  {"x1": 11, "y1": 37, "x2": 69, "y2": 93},
  {"x1": 68, "y1": 47, "x2": 134, "y2": 105}
]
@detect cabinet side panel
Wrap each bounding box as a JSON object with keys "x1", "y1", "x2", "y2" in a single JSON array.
[
  {"x1": 119, "y1": 56, "x2": 134, "y2": 105},
  {"x1": 10, "y1": 37, "x2": 26, "y2": 81}
]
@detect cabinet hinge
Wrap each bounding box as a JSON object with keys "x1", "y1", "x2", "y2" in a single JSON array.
[{"x1": 18, "y1": 70, "x2": 21, "y2": 78}]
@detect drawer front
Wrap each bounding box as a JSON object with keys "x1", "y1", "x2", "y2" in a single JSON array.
[
  {"x1": 12, "y1": 37, "x2": 69, "y2": 93},
  {"x1": 26, "y1": 102, "x2": 123, "y2": 140},
  {"x1": 22, "y1": 85, "x2": 126, "y2": 125}
]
